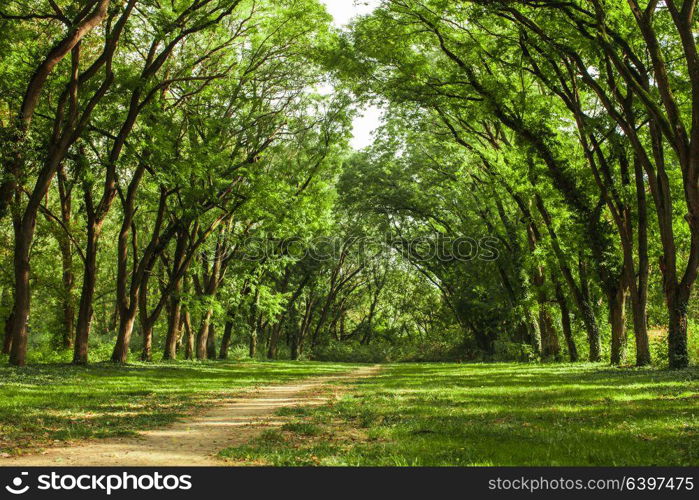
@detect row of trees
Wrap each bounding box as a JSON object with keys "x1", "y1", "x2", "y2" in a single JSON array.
[
  {"x1": 0, "y1": 0, "x2": 452, "y2": 367},
  {"x1": 1, "y1": 0, "x2": 697, "y2": 368},
  {"x1": 0, "y1": 0, "x2": 360, "y2": 365},
  {"x1": 320, "y1": 0, "x2": 698, "y2": 368}
]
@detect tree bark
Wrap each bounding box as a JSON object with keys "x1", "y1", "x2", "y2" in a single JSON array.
[
  {"x1": 184, "y1": 309, "x2": 194, "y2": 360},
  {"x1": 667, "y1": 286, "x2": 690, "y2": 369},
  {"x1": 554, "y1": 280, "x2": 578, "y2": 362},
  {"x1": 219, "y1": 320, "x2": 234, "y2": 359},
  {"x1": 196, "y1": 309, "x2": 212, "y2": 360},
  {"x1": 609, "y1": 285, "x2": 628, "y2": 365},
  {"x1": 73, "y1": 213, "x2": 98, "y2": 364},
  {"x1": 57, "y1": 167, "x2": 75, "y2": 348},
  {"x1": 206, "y1": 323, "x2": 217, "y2": 360},
  {"x1": 2, "y1": 305, "x2": 15, "y2": 355}
]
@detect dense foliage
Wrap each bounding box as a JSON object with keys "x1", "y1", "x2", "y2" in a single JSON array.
[{"x1": 1, "y1": 0, "x2": 698, "y2": 368}]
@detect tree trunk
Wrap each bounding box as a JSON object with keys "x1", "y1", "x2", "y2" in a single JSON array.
[
  {"x1": 2, "y1": 305, "x2": 15, "y2": 355},
  {"x1": 579, "y1": 257, "x2": 601, "y2": 362},
  {"x1": 531, "y1": 265, "x2": 560, "y2": 360},
  {"x1": 667, "y1": 287, "x2": 690, "y2": 369},
  {"x1": 9, "y1": 211, "x2": 33, "y2": 366},
  {"x1": 111, "y1": 310, "x2": 137, "y2": 363},
  {"x1": 609, "y1": 285, "x2": 628, "y2": 365},
  {"x1": 163, "y1": 294, "x2": 181, "y2": 361},
  {"x1": 267, "y1": 320, "x2": 283, "y2": 359},
  {"x1": 219, "y1": 320, "x2": 233, "y2": 359},
  {"x1": 630, "y1": 154, "x2": 651, "y2": 366},
  {"x1": 73, "y1": 205, "x2": 99, "y2": 364},
  {"x1": 207, "y1": 323, "x2": 217, "y2": 359},
  {"x1": 196, "y1": 309, "x2": 212, "y2": 360},
  {"x1": 57, "y1": 167, "x2": 74, "y2": 349},
  {"x1": 141, "y1": 321, "x2": 154, "y2": 362},
  {"x1": 555, "y1": 281, "x2": 578, "y2": 362},
  {"x1": 249, "y1": 327, "x2": 257, "y2": 359},
  {"x1": 184, "y1": 309, "x2": 194, "y2": 360}
]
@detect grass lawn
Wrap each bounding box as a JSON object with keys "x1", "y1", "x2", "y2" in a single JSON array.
[
  {"x1": 220, "y1": 362, "x2": 699, "y2": 466},
  {"x1": 0, "y1": 360, "x2": 355, "y2": 456}
]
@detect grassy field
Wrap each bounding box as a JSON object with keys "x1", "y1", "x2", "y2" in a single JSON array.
[
  {"x1": 220, "y1": 363, "x2": 699, "y2": 466},
  {"x1": 0, "y1": 360, "x2": 355, "y2": 456}
]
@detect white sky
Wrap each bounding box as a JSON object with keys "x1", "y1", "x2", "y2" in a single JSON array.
[{"x1": 320, "y1": 0, "x2": 383, "y2": 150}]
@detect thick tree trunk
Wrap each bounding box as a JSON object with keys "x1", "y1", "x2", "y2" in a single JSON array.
[
  {"x1": 219, "y1": 320, "x2": 233, "y2": 359},
  {"x1": 609, "y1": 286, "x2": 628, "y2": 365},
  {"x1": 141, "y1": 322, "x2": 154, "y2": 362},
  {"x1": 206, "y1": 323, "x2": 217, "y2": 360},
  {"x1": 630, "y1": 294, "x2": 651, "y2": 366},
  {"x1": 631, "y1": 155, "x2": 651, "y2": 366},
  {"x1": 9, "y1": 212, "x2": 34, "y2": 366},
  {"x1": 163, "y1": 294, "x2": 181, "y2": 360},
  {"x1": 196, "y1": 309, "x2": 212, "y2": 360},
  {"x1": 267, "y1": 321, "x2": 283, "y2": 359},
  {"x1": 183, "y1": 309, "x2": 194, "y2": 360},
  {"x1": 539, "y1": 304, "x2": 561, "y2": 360},
  {"x1": 111, "y1": 311, "x2": 137, "y2": 363},
  {"x1": 73, "y1": 210, "x2": 99, "y2": 364},
  {"x1": 667, "y1": 287, "x2": 690, "y2": 369}
]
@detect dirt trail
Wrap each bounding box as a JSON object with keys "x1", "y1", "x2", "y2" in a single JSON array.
[{"x1": 2, "y1": 365, "x2": 380, "y2": 466}]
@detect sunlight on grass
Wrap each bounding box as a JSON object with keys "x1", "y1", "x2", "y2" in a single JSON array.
[
  {"x1": 0, "y1": 360, "x2": 356, "y2": 455},
  {"x1": 220, "y1": 362, "x2": 699, "y2": 466}
]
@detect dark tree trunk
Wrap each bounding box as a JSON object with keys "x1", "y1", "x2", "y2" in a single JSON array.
[
  {"x1": 73, "y1": 199, "x2": 99, "y2": 364},
  {"x1": 630, "y1": 154, "x2": 651, "y2": 366},
  {"x1": 554, "y1": 280, "x2": 578, "y2": 362},
  {"x1": 57, "y1": 167, "x2": 75, "y2": 349},
  {"x1": 219, "y1": 320, "x2": 233, "y2": 359},
  {"x1": 141, "y1": 322, "x2": 154, "y2": 362},
  {"x1": 267, "y1": 320, "x2": 283, "y2": 359},
  {"x1": 667, "y1": 287, "x2": 690, "y2": 369},
  {"x1": 579, "y1": 257, "x2": 601, "y2": 362},
  {"x1": 196, "y1": 309, "x2": 213, "y2": 360},
  {"x1": 111, "y1": 310, "x2": 137, "y2": 363},
  {"x1": 206, "y1": 323, "x2": 217, "y2": 360},
  {"x1": 184, "y1": 309, "x2": 194, "y2": 360},
  {"x1": 163, "y1": 295, "x2": 181, "y2": 361},
  {"x1": 9, "y1": 210, "x2": 34, "y2": 367},
  {"x1": 2, "y1": 305, "x2": 15, "y2": 355},
  {"x1": 609, "y1": 285, "x2": 628, "y2": 365}
]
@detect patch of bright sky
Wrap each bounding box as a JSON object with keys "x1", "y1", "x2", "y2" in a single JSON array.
[{"x1": 320, "y1": 0, "x2": 383, "y2": 150}]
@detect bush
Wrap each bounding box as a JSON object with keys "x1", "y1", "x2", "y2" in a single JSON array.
[
  {"x1": 310, "y1": 339, "x2": 466, "y2": 363},
  {"x1": 492, "y1": 341, "x2": 537, "y2": 362}
]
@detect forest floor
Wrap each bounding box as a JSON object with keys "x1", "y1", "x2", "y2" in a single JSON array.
[
  {"x1": 1, "y1": 363, "x2": 379, "y2": 466},
  {"x1": 0, "y1": 360, "x2": 364, "y2": 461},
  {"x1": 1, "y1": 361, "x2": 697, "y2": 466},
  {"x1": 220, "y1": 362, "x2": 699, "y2": 466}
]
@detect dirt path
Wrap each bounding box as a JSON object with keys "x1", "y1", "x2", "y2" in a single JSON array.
[{"x1": 2, "y1": 365, "x2": 380, "y2": 466}]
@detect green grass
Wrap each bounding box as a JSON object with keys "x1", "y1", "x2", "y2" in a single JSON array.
[
  {"x1": 0, "y1": 359, "x2": 355, "y2": 455},
  {"x1": 219, "y1": 362, "x2": 699, "y2": 466}
]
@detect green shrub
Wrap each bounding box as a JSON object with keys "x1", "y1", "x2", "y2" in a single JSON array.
[{"x1": 492, "y1": 341, "x2": 537, "y2": 362}]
